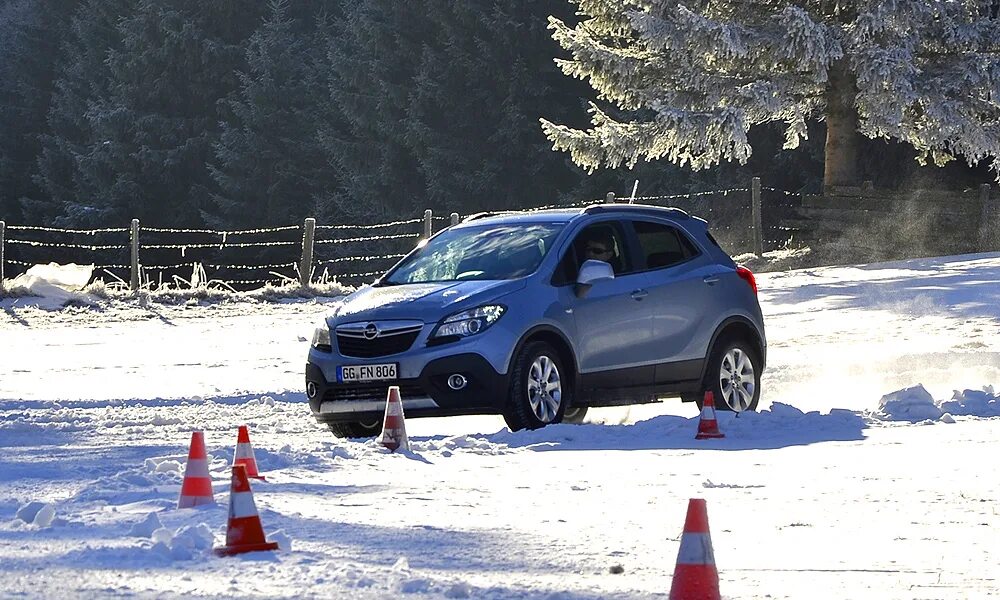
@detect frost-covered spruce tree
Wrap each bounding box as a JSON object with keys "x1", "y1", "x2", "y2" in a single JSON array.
[
  {"x1": 541, "y1": 1, "x2": 1000, "y2": 188},
  {"x1": 32, "y1": 0, "x2": 137, "y2": 227},
  {"x1": 0, "y1": 0, "x2": 79, "y2": 223},
  {"x1": 207, "y1": 0, "x2": 335, "y2": 228},
  {"x1": 80, "y1": 0, "x2": 266, "y2": 227}
]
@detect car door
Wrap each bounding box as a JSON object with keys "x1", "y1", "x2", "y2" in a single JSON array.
[
  {"x1": 554, "y1": 220, "x2": 656, "y2": 387},
  {"x1": 627, "y1": 219, "x2": 718, "y2": 383}
]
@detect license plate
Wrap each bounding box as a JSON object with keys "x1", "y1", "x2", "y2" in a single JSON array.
[{"x1": 337, "y1": 363, "x2": 398, "y2": 383}]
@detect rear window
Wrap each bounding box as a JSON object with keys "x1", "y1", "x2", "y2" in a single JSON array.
[{"x1": 631, "y1": 220, "x2": 700, "y2": 269}]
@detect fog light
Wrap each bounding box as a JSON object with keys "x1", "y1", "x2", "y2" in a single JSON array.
[
  {"x1": 307, "y1": 381, "x2": 318, "y2": 399},
  {"x1": 447, "y1": 374, "x2": 468, "y2": 390}
]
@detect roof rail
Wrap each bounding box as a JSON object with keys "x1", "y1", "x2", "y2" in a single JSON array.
[
  {"x1": 583, "y1": 203, "x2": 691, "y2": 219},
  {"x1": 461, "y1": 212, "x2": 500, "y2": 222},
  {"x1": 462, "y1": 207, "x2": 584, "y2": 222}
]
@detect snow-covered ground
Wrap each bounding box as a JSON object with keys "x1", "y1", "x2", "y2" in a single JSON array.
[{"x1": 1, "y1": 253, "x2": 999, "y2": 599}]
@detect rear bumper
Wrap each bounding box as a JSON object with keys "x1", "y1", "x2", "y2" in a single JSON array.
[{"x1": 306, "y1": 353, "x2": 508, "y2": 424}]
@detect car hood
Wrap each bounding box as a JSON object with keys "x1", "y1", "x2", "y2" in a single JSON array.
[{"x1": 331, "y1": 279, "x2": 526, "y2": 323}]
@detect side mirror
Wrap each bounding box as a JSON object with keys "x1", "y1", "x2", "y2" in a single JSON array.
[{"x1": 575, "y1": 259, "x2": 615, "y2": 298}]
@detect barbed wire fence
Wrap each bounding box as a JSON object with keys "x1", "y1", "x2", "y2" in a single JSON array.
[{"x1": 0, "y1": 179, "x2": 803, "y2": 292}]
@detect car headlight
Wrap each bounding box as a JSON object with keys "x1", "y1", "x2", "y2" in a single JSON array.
[
  {"x1": 312, "y1": 321, "x2": 332, "y2": 350},
  {"x1": 432, "y1": 305, "x2": 506, "y2": 339}
]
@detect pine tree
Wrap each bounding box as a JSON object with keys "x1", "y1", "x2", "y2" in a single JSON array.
[
  {"x1": 207, "y1": 0, "x2": 339, "y2": 228},
  {"x1": 0, "y1": 0, "x2": 80, "y2": 223},
  {"x1": 403, "y1": 0, "x2": 596, "y2": 213},
  {"x1": 542, "y1": 1, "x2": 1000, "y2": 188},
  {"x1": 321, "y1": 0, "x2": 677, "y2": 219},
  {"x1": 77, "y1": 0, "x2": 266, "y2": 227},
  {"x1": 30, "y1": 0, "x2": 137, "y2": 226},
  {"x1": 320, "y1": 0, "x2": 431, "y2": 222}
]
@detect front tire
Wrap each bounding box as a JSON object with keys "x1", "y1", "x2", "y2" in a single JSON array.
[
  {"x1": 700, "y1": 337, "x2": 762, "y2": 412},
  {"x1": 327, "y1": 419, "x2": 381, "y2": 439},
  {"x1": 502, "y1": 341, "x2": 569, "y2": 432}
]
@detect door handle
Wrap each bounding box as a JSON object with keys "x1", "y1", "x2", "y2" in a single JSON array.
[
  {"x1": 703, "y1": 275, "x2": 720, "y2": 285},
  {"x1": 630, "y1": 289, "x2": 648, "y2": 300}
]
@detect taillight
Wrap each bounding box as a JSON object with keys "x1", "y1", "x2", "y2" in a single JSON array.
[{"x1": 736, "y1": 266, "x2": 757, "y2": 295}]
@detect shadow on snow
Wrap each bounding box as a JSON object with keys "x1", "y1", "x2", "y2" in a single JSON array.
[{"x1": 479, "y1": 405, "x2": 868, "y2": 451}]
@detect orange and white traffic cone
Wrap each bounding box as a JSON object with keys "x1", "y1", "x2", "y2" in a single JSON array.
[
  {"x1": 233, "y1": 425, "x2": 264, "y2": 481},
  {"x1": 178, "y1": 430, "x2": 215, "y2": 508},
  {"x1": 695, "y1": 392, "x2": 725, "y2": 440},
  {"x1": 378, "y1": 385, "x2": 410, "y2": 452},
  {"x1": 669, "y1": 498, "x2": 720, "y2": 600},
  {"x1": 213, "y1": 464, "x2": 279, "y2": 557}
]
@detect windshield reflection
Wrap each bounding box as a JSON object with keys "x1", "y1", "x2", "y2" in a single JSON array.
[{"x1": 382, "y1": 223, "x2": 564, "y2": 284}]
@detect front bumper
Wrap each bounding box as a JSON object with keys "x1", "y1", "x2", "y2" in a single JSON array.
[{"x1": 306, "y1": 353, "x2": 508, "y2": 424}]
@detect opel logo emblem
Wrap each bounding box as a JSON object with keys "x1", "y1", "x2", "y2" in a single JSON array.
[{"x1": 363, "y1": 323, "x2": 379, "y2": 339}]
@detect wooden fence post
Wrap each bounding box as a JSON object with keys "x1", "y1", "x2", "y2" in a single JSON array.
[
  {"x1": 605, "y1": 192, "x2": 615, "y2": 204},
  {"x1": 424, "y1": 209, "x2": 433, "y2": 239},
  {"x1": 300, "y1": 217, "x2": 316, "y2": 287},
  {"x1": 450, "y1": 212, "x2": 459, "y2": 226},
  {"x1": 751, "y1": 177, "x2": 763, "y2": 257},
  {"x1": 130, "y1": 219, "x2": 140, "y2": 291},
  {"x1": 978, "y1": 184, "x2": 994, "y2": 252}
]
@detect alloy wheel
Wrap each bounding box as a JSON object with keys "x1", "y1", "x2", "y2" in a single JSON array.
[
  {"x1": 527, "y1": 355, "x2": 562, "y2": 423},
  {"x1": 718, "y1": 347, "x2": 756, "y2": 411}
]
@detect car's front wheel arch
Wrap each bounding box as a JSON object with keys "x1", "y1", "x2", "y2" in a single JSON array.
[
  {"x1": 503, "y1": 338, "x2": 574, "y2": 431},
  {"x1": 505, "y1": 326, "x2": 578, "y2": 408}
]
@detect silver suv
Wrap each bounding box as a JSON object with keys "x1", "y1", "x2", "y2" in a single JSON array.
[{"x1": 306, "y1": 204, "x2": 766, "y2": 437}]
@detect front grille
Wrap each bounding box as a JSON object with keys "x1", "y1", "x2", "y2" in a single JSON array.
[
  {"x1": 336, "y1": 331, "x2": 420, "y2": 358},
  {"x1": 323, "y1": 382, "x2": 426, "y2": 403}
]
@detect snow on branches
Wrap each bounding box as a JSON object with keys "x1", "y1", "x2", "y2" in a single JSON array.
[{"x1": 542, "y1": 0, "x2": 1000, "y2": 178}]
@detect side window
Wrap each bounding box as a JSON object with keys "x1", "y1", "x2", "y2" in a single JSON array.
[
  {"x1": 552, "y1": 222, "x2": 631, "y2": 284},
  {"x1": 573, "y1": 222, "x2": 631, "y2": 275},
  {"x1": 632, "y1": 220, "x2": 700, "y2": 270}
]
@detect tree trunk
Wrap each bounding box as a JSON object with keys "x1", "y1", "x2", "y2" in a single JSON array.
[{"x1": 823, "y1": 59, "x2": 861, "y2": 190}]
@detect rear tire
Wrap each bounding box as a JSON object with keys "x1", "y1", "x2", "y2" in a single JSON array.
[
  {"x1": 327, "y1": 419, "x2": 381, "y2": 439},
  {"x1": 701, "y1": 337, "x2": 761, "y2": 412},
  {"x1": 502, "y1": 341, "x2": 569, "y2": 432}
]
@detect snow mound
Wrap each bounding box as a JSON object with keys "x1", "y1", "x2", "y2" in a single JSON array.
[
  {"x1": 876, "y1": 384, "x2": 944, "y2": 422},
  {"x1": 14, "y1": 501, "x2": 47, "y2": 524},
  {"x1": 21, "y1": 263, "x2": 93, "y2": 289},
  {"x1": 268, "y1": 528, "x2": 292, "y2": 551},
  {"x1": 874, "y1": 384, "x2": 999, "y2": 421},
  {"x1": 14, "y1": 501, "x2": 59, "y2": 527},
  {"x1": 149, "y1": 524, "x2": 215, "y2": 560},
  {"x1": 246, "y1": 396, "x2": 276, "y2": 407},
  {"x1": 5, "y1": 263, "x2": 97, "y2": 307},
  {"x1": 939, "y1": 386, "x2": 1000, "y2": 417},
  {"x1": 765, "y1": 402, "x2": 806, "y2": 418},
  {"x1": 129, "y1": 512, "x2": 163, "y2": 537},
  {"x1": 144, "y1": 457, "x2": 183, "y2": 475},
  {"x1": 419, "y1": 434, "x2": 510, "y2": 456},
  {"x1": 32, "y1": 504, "x2": 56, "y2": 527}
]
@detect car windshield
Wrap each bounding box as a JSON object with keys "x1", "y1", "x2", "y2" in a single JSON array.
[{"x1": 381, "y1": 222, "x2": 565, "y2": 284}]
